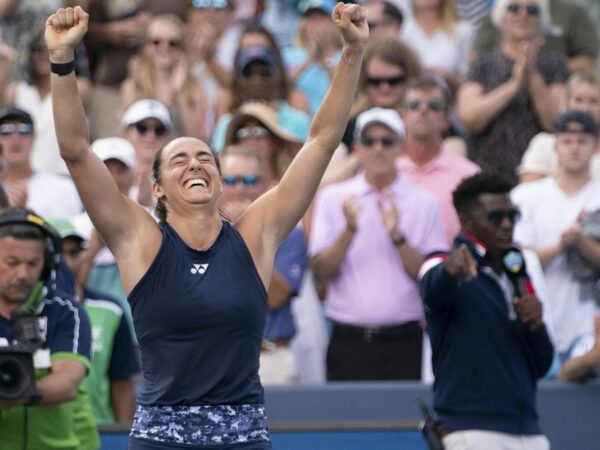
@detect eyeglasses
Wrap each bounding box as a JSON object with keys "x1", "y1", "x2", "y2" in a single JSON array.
[
  {"x1": 405, "y1": 99, "x2": 446, "y2": 112},
  {"x1": 235, "y1": 126, "x2": 271, "y2": 140},
  {"x1": 191, "y1": 0, "x2": 229, "y2": 9},
  {"x1": 241, "y1": 64, "x2": 274, "y2": 78},
  {"x1": 150, "y1": 38, "x2": 182, "y2": 49},
  {"x1": 0, "y1": 123, "x2": 33, "y2": 136},
  {"x1": 366, "y1": 75, "x2": 406, "y2": 87},
  {"x1": 485, "y1": 209, "x2": 521, "y2": 226},
  {"x1": 222, "y1": 174, "x2": 262, "y2": 187},
  {"x1": 133, "y1": 122, "x2": 168, "y2": 137},
  {"x1": 360, "y1": 135, "x2": 400, "y2": 148},
  {"x1": 506, "y1": 3, "x2": 540, "y2": 16}
]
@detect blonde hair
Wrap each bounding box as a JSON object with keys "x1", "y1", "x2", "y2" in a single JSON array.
[
  {"x1": 559, "y1": 69, "x2": 600, "y2": 111},
  {"x1": 414, "y1": 0, "x2": 460, "y2": 37},
  {"x1": 491, "y1": 0, "x2": 552, "y2": 34},
  {"x1": 134, "y1": 15, "x2": 196, "y2": 104}
]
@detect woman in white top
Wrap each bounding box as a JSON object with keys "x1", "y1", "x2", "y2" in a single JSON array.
[{"x1": 401, "y1": 0, "x2": 474, "y2": 92}]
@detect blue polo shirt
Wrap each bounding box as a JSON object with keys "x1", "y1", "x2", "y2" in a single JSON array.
[{"x1": 264, "y1": 226, "x2": 308, "y2": 342}]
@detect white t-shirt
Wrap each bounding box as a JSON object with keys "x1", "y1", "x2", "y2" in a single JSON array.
[
  {"x1": 512, "y1": 177, "x2": 600, "y2": 351},
  {"x1": 401, "y1": 18, "x2": 474, "y2": 75},
  {"x1": 15, "y1": 82, "x2": 69, "y2": 176}
]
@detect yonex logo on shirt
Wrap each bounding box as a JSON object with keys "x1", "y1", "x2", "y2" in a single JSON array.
[{"x1": 191, "y1": 263, "x2": 209, "y2": 275}]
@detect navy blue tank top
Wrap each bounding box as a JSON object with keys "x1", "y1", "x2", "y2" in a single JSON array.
[{"x1": 128, "y1": 221, "x2": 267, "y2": 406}]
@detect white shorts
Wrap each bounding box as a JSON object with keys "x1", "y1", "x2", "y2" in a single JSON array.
[{"x1": 443, "y1": 430, "x2": 550, "y2": 450}]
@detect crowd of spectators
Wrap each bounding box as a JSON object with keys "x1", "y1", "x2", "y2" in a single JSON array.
[{"x1": 0, "y1": 0, "x2": 599, "y2": 448}]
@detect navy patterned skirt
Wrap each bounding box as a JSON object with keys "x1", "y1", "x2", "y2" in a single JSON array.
[{"x1": 129, "y1": 404, "x2": 271, "y2": 449}]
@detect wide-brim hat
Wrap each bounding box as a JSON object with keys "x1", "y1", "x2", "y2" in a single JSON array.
[{"x1": 225, "y1": 102, "x2": 304, "y2": 146}]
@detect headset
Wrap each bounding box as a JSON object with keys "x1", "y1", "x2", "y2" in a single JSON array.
[{"x1": 0, "y1": 208, "x2": 62, "y2": 284}]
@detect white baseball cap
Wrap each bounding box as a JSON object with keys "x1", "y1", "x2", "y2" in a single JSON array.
[
  {"x1": 354, "y1": 108, "x2": 406, "y2": 141},
  {"x1": 121, "y1": 99, "x2": 173, "y2": 130},
  {"x1": 91, "y1": 137, "x2": 136, "y2": 171}
]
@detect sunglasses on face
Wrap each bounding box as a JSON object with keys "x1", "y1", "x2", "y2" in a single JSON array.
[
  {"x1": 133, "y1": 122, "x2": 168, "y2": 137},
  {"x1": 192, "y1": 0, "x2": 229, "y2": 9},
  {"x1": 506, "y1": 3, "x2": 540, "y2": 16},
  {"x1": 222, "y1": 174, "x2": 262, "y2": 187},
  {"x1": 366, "y1": 74, "x2": 406, "y2": 87},
  {"x1": 405, "y1": 99, "x2": 446, "y2": 112},
  {"x1": 0, "y1": 123, "x2": 33, "y2": 137},
  {"x1": 484, "y1": 209, "x2": 522, "y2": 226},
  {"x1": 241, "y1": 64, "x2": 274, "y2": 78},
  {"x1": 235, "y1": 126, "x2": 271, "y2": 140},
  {"x1": 360, "y1": 135, "x2": 400, "y2": 148},
  {"x1": 150, "y1": 38, "x2": 182, "y2": 49}
]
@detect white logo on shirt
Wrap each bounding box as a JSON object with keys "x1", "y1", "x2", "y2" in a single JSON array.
[{"x1": 191, "y1": 263, "x2": 209, "y2": 275}]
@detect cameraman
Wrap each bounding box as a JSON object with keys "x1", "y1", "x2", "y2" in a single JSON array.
[{"x1": 0, "y1": 208, "x2": 94, "y2": 450}]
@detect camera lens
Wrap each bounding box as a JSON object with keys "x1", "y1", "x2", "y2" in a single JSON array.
[{"x1": 0, "y1": 360, "x2": 22, "y2": 393}]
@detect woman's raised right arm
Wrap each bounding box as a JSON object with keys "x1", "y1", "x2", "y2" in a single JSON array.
[{"x1": 46, "y1": 7, "x2": 159, "y2": 264}]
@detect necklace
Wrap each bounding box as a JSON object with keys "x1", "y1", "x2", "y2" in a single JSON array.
[{"x1": 194, "y1": 221, "x2": 222, "y2": 252}]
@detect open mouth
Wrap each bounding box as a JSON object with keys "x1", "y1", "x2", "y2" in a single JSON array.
[{"x1": 184, "y1": 178, "x2": 208, "y2": 189}]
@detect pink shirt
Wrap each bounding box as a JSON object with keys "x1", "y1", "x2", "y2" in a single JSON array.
[
  {"x1": 309, "y1": 174, "x2": 447, "y2": 327},
  {"x1": 396, "y1": 147, "x2": 480, "y2": 245}
]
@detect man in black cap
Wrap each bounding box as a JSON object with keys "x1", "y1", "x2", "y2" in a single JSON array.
[
  {"x1": 0, "y1": 106, "x2": 82, "y2": 218},
  {"x1": 512, "y1": 110, "x2": 600, "y2": 359}
]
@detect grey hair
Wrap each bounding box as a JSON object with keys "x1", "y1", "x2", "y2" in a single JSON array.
[{"x1": 491, "y1": 0, "x2": 553, "y2": 35}]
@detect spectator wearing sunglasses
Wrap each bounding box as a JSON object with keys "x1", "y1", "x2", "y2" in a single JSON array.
[
  {"x1": 420, "y1": 172, "x2": 553, "y2": 450},
  {"x1": 220, "y1": 102, "x2": 305, "y2": 180},
  {"x1": 341, "y1": 36, "x2": 421, "y2": 151},
  {"x1": 457, "y1": 0, "x2": 568, "y2": 183},
  {"x1": 397, "y1": 77, "x2": 480, "y2": 246},
  {"x1": 121, "y1": 14, "x2": 207, "y2": 140},
  {"x1": 472, "y1": 0, "x2": 598, "y2": 73},
  {"x1": 212, "y1": 23, "x2": 310, "y2": 126},
  {"x1": 310, "y1": 107, "x2": 446, "y2": 381},
  {"x1": 219, "y1": 146, "x2": 307, "y2": 385},
  {"x1": 0, "y1": 30, "x2": 91, "y2": 177},
  {"x1": 85, "y1": 0, "x2": 186, "y2": 139},
  {"x1": 0, "y1": 106, "x2": 82, "y2": 218},
  {"x1": 122, "y1": 99, "x2": 173, "y2": 207},
  {"x1": 512, "y1": 110, "x2": 600, "y2": 357}
]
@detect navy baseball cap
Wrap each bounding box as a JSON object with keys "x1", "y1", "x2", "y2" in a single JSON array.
[
  {"x1": 553, "y1": 110, "x2": 597, "y2": 135},
  {"x1": 235, "y1": 46, "x2": 277, "y2": 75}
]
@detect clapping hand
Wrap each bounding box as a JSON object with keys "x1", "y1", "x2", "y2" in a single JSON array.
[{"x1": 342, "y1": 194, "x2": 361, "y2": 233}]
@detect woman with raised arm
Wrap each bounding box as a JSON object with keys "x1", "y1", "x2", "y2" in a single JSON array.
[{"x1": 45, "y1": 4, "x2": 368, "y2": 450}]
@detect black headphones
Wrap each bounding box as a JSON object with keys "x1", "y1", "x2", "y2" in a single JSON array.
[{"x1": 0, "y1": 208, "x2": 62, "y2": 283}]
